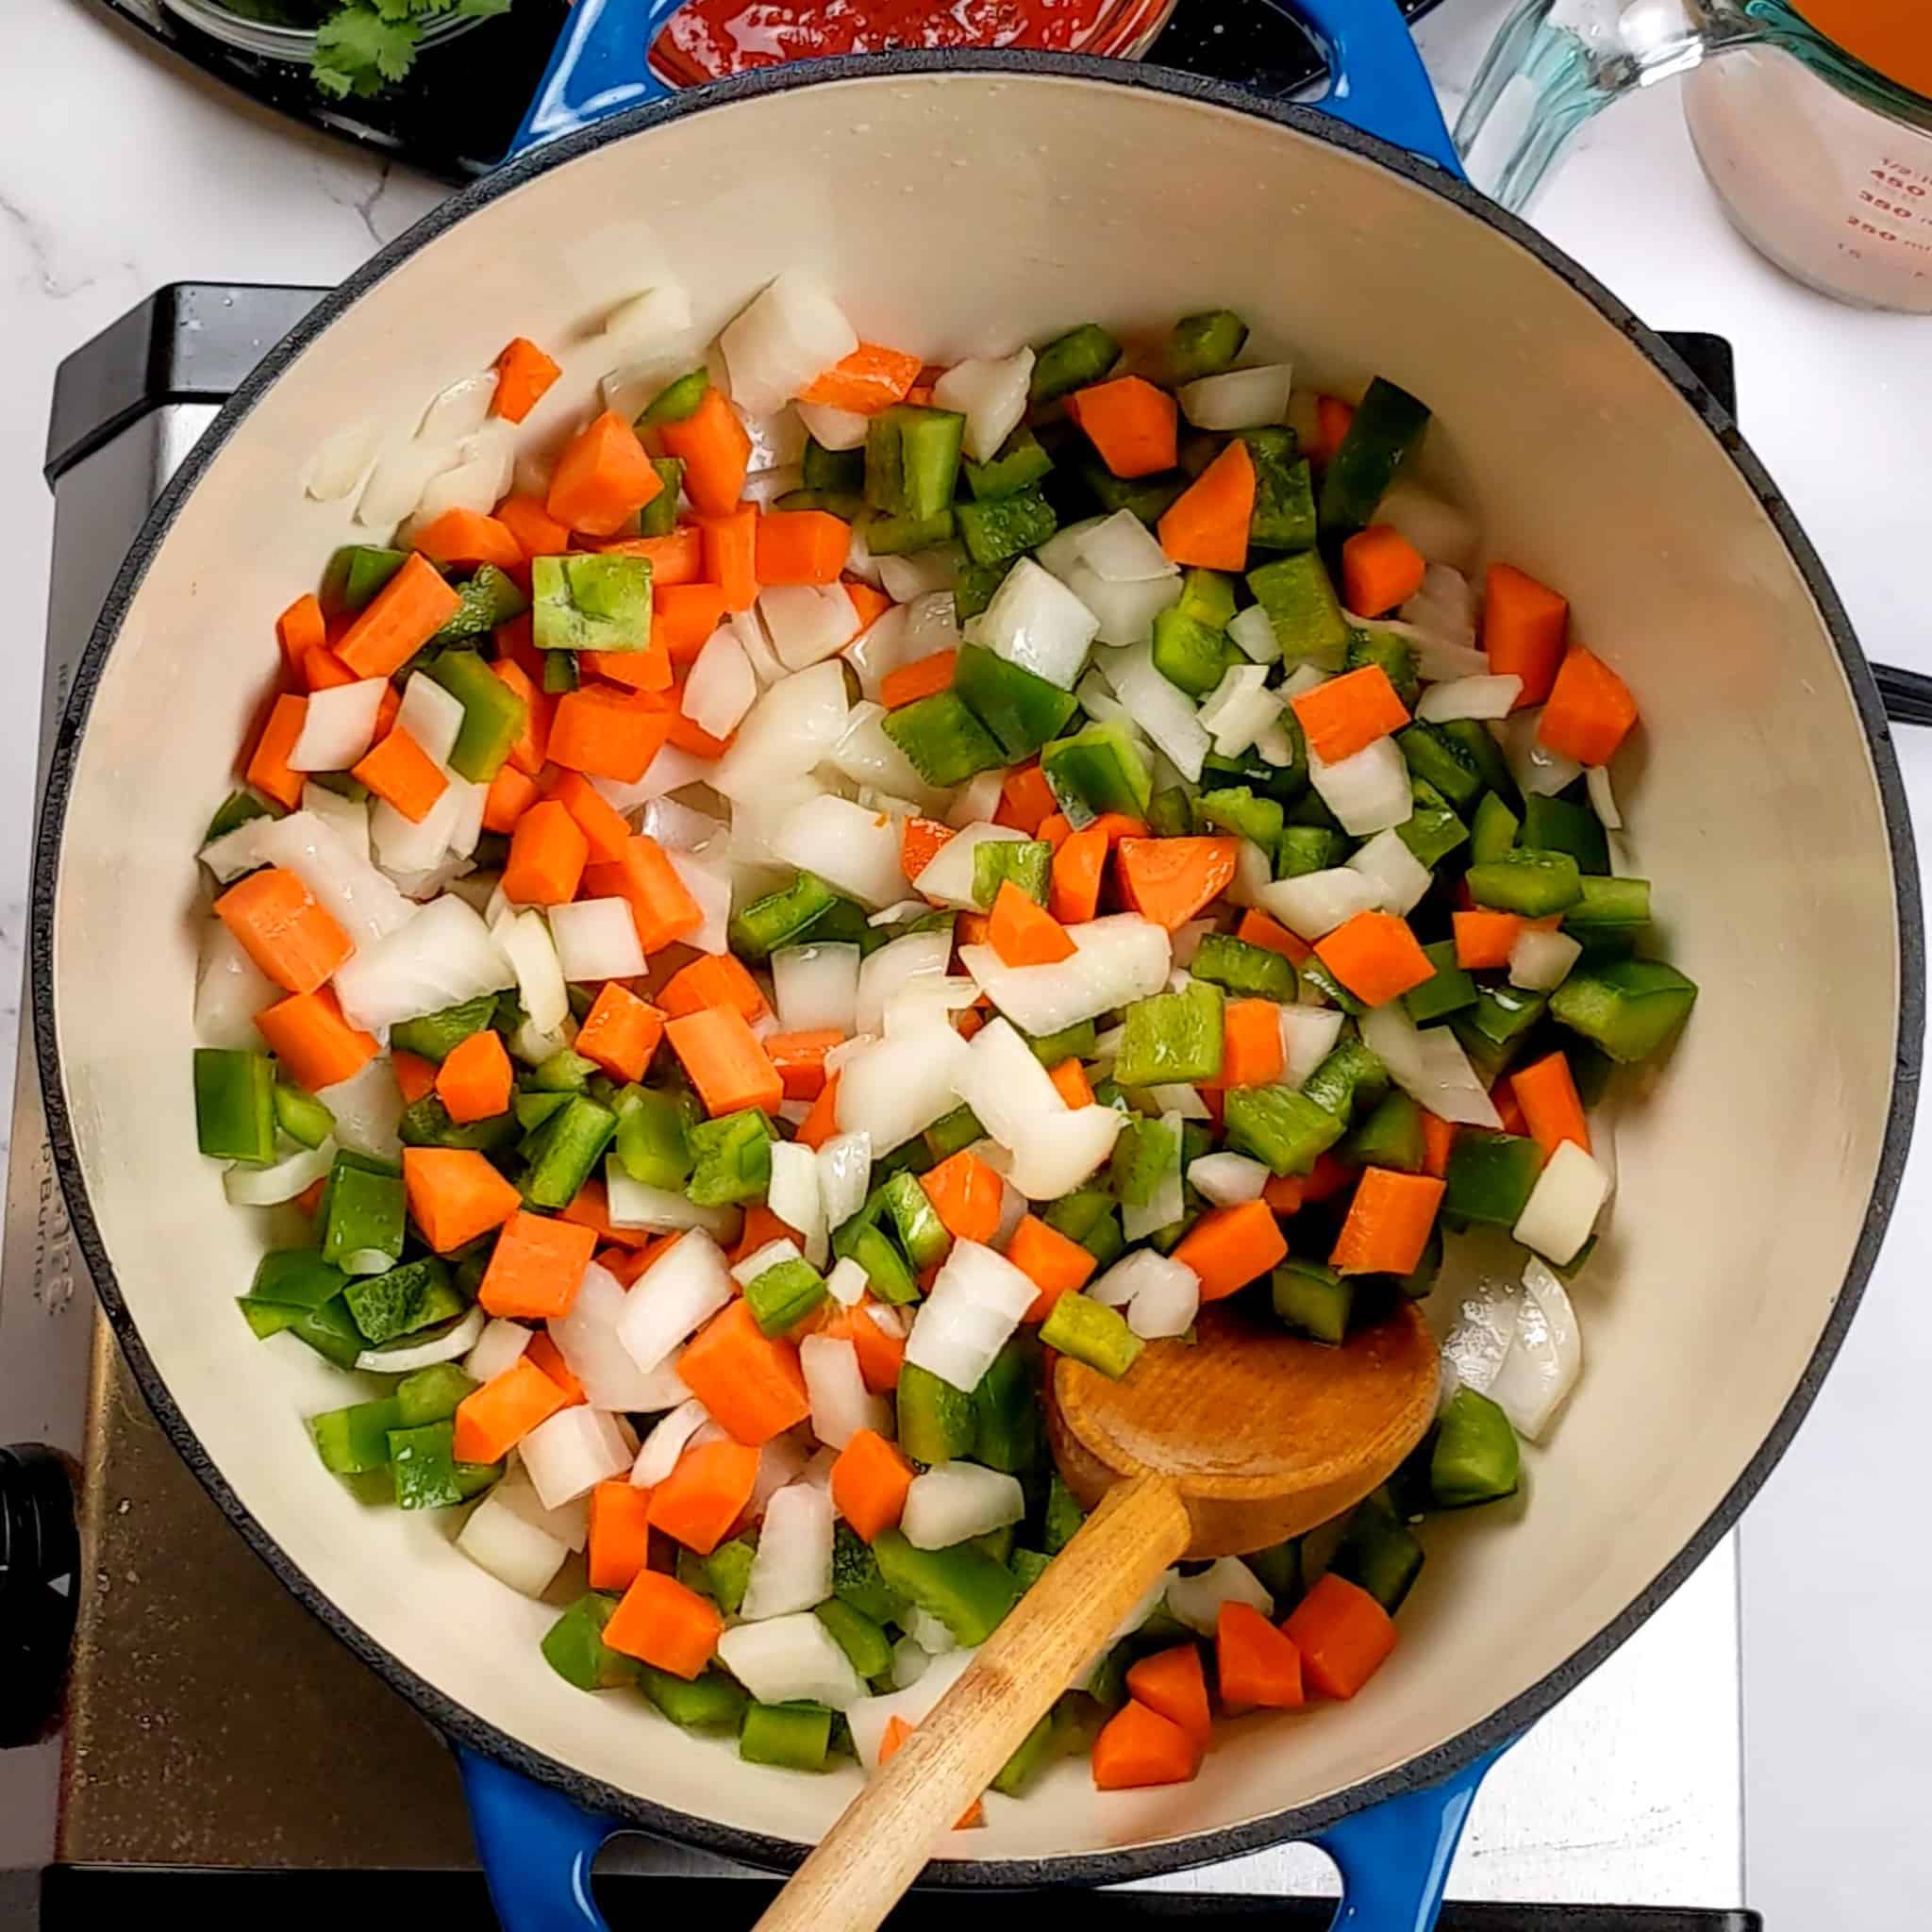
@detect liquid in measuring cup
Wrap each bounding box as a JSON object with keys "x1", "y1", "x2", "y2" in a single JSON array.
[{"x1": 1685, "y1": 39, "x2": 1932, "y2": 312}]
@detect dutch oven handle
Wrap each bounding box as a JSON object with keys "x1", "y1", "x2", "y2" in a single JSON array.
[
  {"x1": 475, "y1": 5, "x2": 1488, "y2": 1928},
  {"x1": 0, "y1": 1443, "x2": 80, "y2": 1750}
]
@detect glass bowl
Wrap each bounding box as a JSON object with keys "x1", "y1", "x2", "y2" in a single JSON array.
[{"x1": 158, "y1": 0, "x2": 487, "y2": 66}]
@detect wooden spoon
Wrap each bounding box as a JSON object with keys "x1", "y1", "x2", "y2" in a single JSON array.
[{"x1": 752, "y1": 1299, "x2": 1439, "y2": 1932}]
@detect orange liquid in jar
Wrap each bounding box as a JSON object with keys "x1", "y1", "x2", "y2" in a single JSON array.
[{"x1": 1789, "y1": 0, "x2": 1932, "y2": 99}]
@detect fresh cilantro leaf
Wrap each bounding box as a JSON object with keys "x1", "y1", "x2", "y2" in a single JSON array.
[{"x1": 313, "y1": 6, "x2": 421, "y2": 98}]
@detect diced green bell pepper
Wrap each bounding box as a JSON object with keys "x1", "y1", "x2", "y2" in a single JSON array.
[
  {"x1": 1318, "y1": 376, "x2": 1430, "y2": 540},
  {"x1": 1271, "y1": 1257, "x2": 1353, "y2": 1343},
  {"x1": 1432, "y1": 1387, "x2": 1522, "y2": 1507},
  {"x1": 1522, "y1": 793, "x2": 1609, "y2": 874},
  {"x1": 1563, "y1": 875, "x2": 1653, "y2": 933},
  {"x1": 249, "y1": 1249, "x2": 348, "y2": 1309},
  {"x1": 862, "y1": 507, "x2": 956, "y2": 556},
  {"x1": 833, "y1": 1521, "x2": 909, "y2": 1626},
  {"x1": 955, "y1": 488, "x2": 1056, "y2": 567},
  {"x1": 1466, "y1": 850, "x2": 1583, "y2": 917},
  {"x1": 879, "y1": 1170, "x2": 951, "y2": 1271},
  {"x1": 1345, "y1": 627, "x2": 1421, "y2": 709},
  {"x1": 1298, "y1": 954, "x2": 1366, "y2": 1016},
  {"x1": 263, "y1": 1293, "x2": 363, "y2": 1366},
  {"x1": 729, "y1": 872, "x2": 839, "y2": 960},
  {"x1": 1082, "y1": 462, "x2": 1188, "y2": 525},
  {"x1": 1023, "y1": 1019, "x2": 1097, "y2": 1066},
  {"x1": 1329, "y1": 1490, "x2": 1424, "y2": 1613},
  {"x1": 205, "y1": 789, "x2": 276, "y2": 842},
  {"x1": 955, "y1": 557, "x2": 1016, "y2": 623},
  {"x1": 1178, "y1": 567, "x2": 1239, "y2": 629},
  {"x1": 638, "y1": 458, "x2": 684, "y2": 537},
  {"x1": 924, "y1": 1104, "x2": 985, "y2": 1162},
  {"x1": 194, "y1": 1048, "x2": 276, "y2": 1163},
  {"x1": 883, "y1": 691, "x2": 1006, "y2": 787},
  {"x1": 1224, "y1": 1083, "x2": 1347, "y2": 1175},
  {"x1": 740, "y1": 1700, "x2": 833, "y2": 1771},
  {"x1": 1549, "y1": 958, "x2": 1696, "y2": 1061},
  {"x1": 321, "y1": 1152, "x2": 405, "y2": 1272},
  {"x1": 685, "y1": 1108, "x2": 773, "y2": 1208},
  {"x1": 1395, "y1": 722, "x2": 1483, "y2": 811},
  {"x1": 389, "y1": 1420, "x2": 496, "y2": 1509},
  {"x1": 320, "y1": 544, "x2": 408, "y2": 617},
  {"x1": 433, "y1": 565, "x2": 528, "y2": 647},
  {"x1": 964, "y1": 425, "x2": 1054, "y2": 501},
  {"x1": 1344, "y1": 1090, "x2": 1426, "y2": 1173},
  {"x1": 394, "y1": 1362, "x2": 476, "y2": 1427},
  {"x1": 343, "y1": 1257, "x2": 450, "y2": 1345},
  {"x1": 1043, "y1": 1189, "x2": 1124, "y2": 1267},
  {"x1": 1246, "y1": 1539, "x2": 1304, "y2": 1612},
  {"x1": 522, "y1": 1096, "x2": 619, "y2": 1208},
  {"x1": 896, "y1": 1359, "x2": 977, "y2": 1459},
  {"x1": 399, "y1": 1095, "x2": 519, "y2": 1155},
  {"x1": 973, "y1": 838, "x2": 1052, "y2": 909},
  {"x1": 425, "y1": 649, "x2": 528, "y2": 784},
  {"x1": 1189, "y1": 932, "x2": 1291, "y2": 1006},
  {"x1": 866, "y1": 405, "x2": 966, "y2": 520},
  {"x1": 1246, "y1": 551, "x2": 1349, "y2": 669},
  {"x1": 990, "y1": 1709, "x2": 1058, "y2": 1797},
  {"x1": 801, "y1": 435, "x2": 864, "y2": 496},
  {"x1": 638, "y1": 367, "x2": 708, "y2": 427},
  {"x1": 1169, "y1": 308, "x2": 1248, "y2": 382},
  {"x1": 814, "y1": 1599, "x2": 895, "y2": 1680},
  {"x1": 1440, "y1": 716, "x2": 1517, "y2": 800},
  {"x1": 273, "y1": 1081, "x2": 335, "y2": 1151},
  {"x1": 1108, "y1": 1114, "x2": 1178, "y2": 1208},
  {"x1": 836, "y1": 1219, "x2": 920, "y2": 1306},
  {"x1": 1442, "y1": 1131, "x2": 1545, "y2": 1228},
  {"x1": 1038, "y1": 1293, "x2": 1143, "y2": 1378},
  {"x1": 873, "y1": 1529, "x2": 1023, "y2": 1645},
  {"x1": 1115, "y1": 981, "x2": 1224, "y2": 1090},
  {"x1": 1238, "y1": 433, "x2": 1317, "y2": 553},
  {"x1": 1470, "y1": 789, "x2": 1521, "y2": 863},
  {"x1": 542, "y1": 651, "x2": 579, "y2": 694},
  {"x1": 1150, "y1": 605, "x2": 1231, "y2": 697},
  {"x1": 1278, "y1": 825, "x2": 1352, "y2": 877},
  {"x1": 1147, "y1": 787, "x2": 1192, "y2": 838},
  {"x1": 1041, "y1": 720, "x2": 1155, "y2": 824},
  {"x1": 1395, "y1": 777, "x2": 1467, "y2": 871},
  {"x1": 746, "y1": 1257, "x2": 827, "y2": 1337},
  {"x1": 310, "y1": 1395, "x2": 405, "y2": 1475},
  {"x1": 543, "y1": 1592, "x2": 641, "y2": 1691},
  {"x1": 972, "y1": 1334, "x2": 1041, "y2": 1474},
  {"x1": 1041, "y1": 1474, "x2": 1088, "y2": 1558},
  {"x1": 391, "y1": 994, "x2": 497, "y2": 1063},
  {"x1": 1031, "y1": 323, "x2": 1120, "y2": 402},
  {"x1": 613, "y1": 1086, "x2": 695, "y2": 1189},
  {"x1": 643, "y1": 1665, "x2": 748, "y2": 1731},
  {"x1": 1192, "y1": 786, "x2": 1285, "y2": 850},
  {"x1": 1463, "y1": 982, "x2": 1549, "y2": 1058},
  {"x1": 531, "y1": 1049, "x2": 598, "y2": 1093},
  {"x1": 1403, "y1": 940, "x2": 1477, "y2": 1024},
  {"x1": 531, "y1": 554, "x2": 653, "y2": 654},
  {"x1": 952, "y1": 642, "x2": 1078, "y2": 761},
  {"x1": 1301, "y1": 1037, "x2": 1388, "y2": 1123}
]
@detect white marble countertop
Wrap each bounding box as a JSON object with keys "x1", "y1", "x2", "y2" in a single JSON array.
[{"x1": 3, "y1": 0, "x2": 1928, "y2": 1922}]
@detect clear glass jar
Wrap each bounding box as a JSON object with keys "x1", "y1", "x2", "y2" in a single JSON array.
[
  {"x1": 1455, "y1": 0, "x2": 1932, "y2": 312},
  {"x1": 157, "y1": 0, "x2": 485, "y2": 67}
]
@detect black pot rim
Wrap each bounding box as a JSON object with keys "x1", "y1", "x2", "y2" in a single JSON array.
[{"x1": 30, "y1": 46, "x2": 1925, "y2": 1890}]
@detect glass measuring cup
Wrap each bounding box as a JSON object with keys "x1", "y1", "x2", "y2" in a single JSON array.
[{"x1": 1455, "y1": 1, "x2": 1932, "y2": 311}]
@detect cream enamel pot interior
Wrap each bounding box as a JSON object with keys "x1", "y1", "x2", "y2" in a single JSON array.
[{"x1": 29, "y1": 30, "x2": 1920, "y2": 1932}]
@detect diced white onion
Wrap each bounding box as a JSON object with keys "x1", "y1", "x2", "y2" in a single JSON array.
[
  {"x1": 1166, "y1": 1557, "x2": 1273, "y2": 1635},
  {"x1": 512, "y1": 1407, "x2": 633, "y2": 1511},
  {"x1": 544, "y1": 898, "x2": 645, "y2": 982},
  {"x1": 550, "y1": 1264, "x2": 689, "y2": 1413},
  {"x1": 903, "y1": 1241, "x2": 1037, "y2": 1392},
  {"x1": 1089, "y1": 1246, "x2": 1186, "y2": 1309},
  {"x1": 960, "y1": 912, "x2": 1172, "y2": 1038},
  {"x1": 1127, "y1": 1257, "x2": 1201, "y2": 1340},
  {"x1": 974, "y1": 557, "x2": 1100, "y2": 691},
  {"x1": 834, "y1": 1024, "x2": 972, "y2": 1154},
  {"x1": 912, "y1": 822, "x2": 1026, "y2": 912},
  {"x1": 413, "y1": 429, "x2": 512, "y2": 525},
  {"x1": 1512, "y1": 1141, "x2": 1608, "y2": 1267},
  {"x1": 1490, "y1": 1258, "x2": 1582, "y2": 1441},
  {"x1": 1500, "y1": 709, "x2": 1584, "y2": 797},
  {"x1": 1121, "y1": 1111, "x2": 1184, "y2": 1243},
  {"x1": 498, "y1": 1463, "x2": 591, "y2": 1552},
  {"x1": 774, "y1": 794, "x2": 904, "y2": 909},
  {"x1": 1376, "y1": 482, "x2": 1479, "y2": 572},
  {"x1": 355, "y1": 441, "x2": 453, "y2": 529},
  {"x1": 775, "y1": 942, "x2": 861, "y2": 1035},
  {"x1": 1254, "y1": 719, "x2": 1298, "y2": 768},
  {"x1": 748, "y1": 1433, "x2": 811, "y2": 1519},
  {"x1": 1199, "y1": 663, "x2": 1283, "y2": 758},
  {"x1": 1401, "y1": 564, "x2": 1479, "y2": 652},
  {"x1": 194, "y1": 919, "x2": 279, "y2": 1051},
  {"x1": 1227, "y1": 603, "x2": 1281, "y2": 665},
  {"x1": 1347, "y1": 827, "x2": 1434, "y2": 916},
  {"x1": 951, "y1": 1017, "x2": 1065, "y2": 1150},
  {"x1": 1587, "y1": 763, "x2": 1623, "y2": 828},
  {"x1": 801, "y1": 1335, "x2": 890, "y2": 1450},
  {"x1": 845, "y1": 1650, "x2": 977, "y2": 1768},
  {"x1": 371, "y1": 781, "x2": 463, "y2": 883},
  {"x1": 613, "y1": 1230, "x2": 735, "y2": 1376},
  {"x1": 1188, "y1": 1152, "x2": 1271, "y2": 1206},
  {"x1": 732, "y1": 1240, "x2": 805, "y2": 1290},
  {"x1": 417, "y1": 370, "x2": 495, "y2": 443},
  {"x1": 991, "y1": 1105, "x2": 1124, "y2": 1201},
  {"x1": 604, "y1": 1165, "x2": 738, "y2": 1239},
  {"x1": 1063, "y1": 561, "x2": 1182, "y2": 648},
  {"x1": 354, "y1": 1303, "x2": 486, "y2": 1373},
  {"x1": 303, "y1": 419, "x2": 379, "y2": 502},
  {"x1": 768, "y1": 1141, "x2": 828, "y2": 1270},
  {"x1": 818, "y1": 1132, "x2": 873, "y2": 1236},
  {"x1": 712, "y1": 660, "x2": 850, "y2": 800},
  {"x1": 1416, "y1": 674, "x2": 1522, "y2": 724},
  {"x1": 876, "y1": 547, "x2": 958, "y2": 603},
  {"x1": 332, "y1": 895, "x2": 512, "y2": 1032},
  {"x1": 465, "y1": 1317, "x2": 534, "y2": 1384},
  {"x1": 1509, "y1": 926, "x2": 1584, "y2": 992},
  {"x1": 595, "y1": 744, "x2": 720, "y2": 815},
  {"x1": 301, "y1": 781, "x2": 371, "y2": 865},
  {"x1": 740, "y1": 1481, "x2": 836, "y2": 1621},
  {"x1": 796, "y1": 400, "x2": 869, "y2": 451},
  {"x1": 717, "y1": 1611, "x2": 867, "y2": 1709},
  {"x1": 759, "y1": 583, "x2": 860, "y2": 672},
  {"x1": 825, "y1": 1256, "x2": 868, "y2": 1308},
  {"x1": 890, "y1": 1636, "x2": 932, "y2": 1690},
  {"x1": 631, "y1": 1397, "x2": 711, "y2": 1489},
  {"x1": 829, "y1": 702, "x2": 950, "y2": 815},
  {"x1": 1143, "y1": 1081, "x2": 1210, "y2": 1120},
  {"x1": 1441, "y1": 1277, "x2": 1520, "y2": 1399},
  {"x1": 641, "y1": 796, "x2": 727, "y2": 855},
  {"x1": 223, "y1": 1137, "x2": 336, "y2": 1207},
  {"x1": 1223, "y1": 838, "x2": 1274, "y2": 911},
  {"x1": 1308, "y1": 738, "x2": 1413, "y2": 836},
  {"x1": 1077, "y1": 510, "x2": 1177, "y2": 584},
  {"x1": 1257, "y1": 867, "x2": 1379, "y2": 941},
  {"x1": 944, "y1": 771, "x2": 1008, "y2": 831},
  {"x1": 720, "y1": 272, "x2": 858, "y2": 416},
  {"x1": 1176, "y1": 364, "x2": 1291, "y2": 430},
  {"x1": 1278, "y1": 1006, "x2": 1345, "y2": 1088},
  {"x1": 902, "y1": 1463, "x2": 1024, "y2": 1550},
  {"x1": 396, "y1": 673, "x2": 466, "y2": 773},
  {"x1": 491, "y1": 908, "x2": 570, "y2": 1035},
  {"x1": 1093, "y1": 643, "x2": 1209, "y2": 780},
  {"x1": 456, "y1": 1491, "x2": 570, "y2": 1599},
  {"x1": 289, "y1": 680, "x2": 386, "y2": 774},
  {"x1": 666, "y1": 848, "x2": 732, "y2": 958},
  {"x1": 1416, "y1": 1024, "x2": 1505, "y2": 1127},
  {"x1": 682, "y1": 629, "x2": 758, "y2": 740},
  {"x1": 932, "y1": 347, "x2": 1034, "y2": 462},
  {"x1": 242, "y1": 809, "x2": 419, "y2": 947},
  {"x1": 314, "y1": 1057, "x2": 402, "y2": 1161}
]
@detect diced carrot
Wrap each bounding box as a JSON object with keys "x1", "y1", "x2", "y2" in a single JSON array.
[
  {"x1": 491, "y1": 336, "x2": 562, "y2": 425},
  {"x1": 547, "y1": 411, "x2": 663, "y2": 539},
  {"x1": 798, "y1": 342, "x2": 923, "y2": 414},
  {"x1": 391, "y1": 1049, "x2": 437, "y2": 1104},
  {"x1": 482, "y1": 763, "x2": 541, "y2": 835},
  {"x1": 495, "y1": 612, "x2": 542, "y2": 684},
  {"x1": 495, "y1": 492, "x2": 573, "y2": 559},
  {"x1": 525, "y1": 1330, "x2": 587, "y2": 1405},
  {"x1": 660, "y1": 389, "x2": 754, "y2": 518},
  {"x1": 1312, "y1": 396, "x2": 1356, "y2": 466},
  {"x1": 730, "y1": 1205, "x2": 796, "y2": 1268},
  {"x1": 1281, "y1": 1573, "x2": 1397, "y2": 1700},
  {"x1": 830, "y1": 1426, "x2": 915, "y2": 1542},
  {"x1": 1510, "y1": 1050, "x2": 1591, "y2": 1158},
  {"x1": 436, "y1": 1026, "x2": 514, "y2": 1125},
  {"x1": 336, "y1": 552, "x2": 462, "y2": 680},
  {"x1": 275, "y1": 593, "x2": 326, "y2": 680},
  {"x1": 1538, "y1": 644, "x2": 1638, "y2": 766},
  {"x1": 548, "y1": 681, "x2": 674, "y2": 784},
  {"x1": 901, "y1": 816, "x2": 955, "y2": 883},
  {"x1": 647, "y1": 1440, "x2": 765, "y2": 1557},
  {"x1": 534, "y1": 771, "x2": 625, "y2": 867},
  {"x1": 1339, "y1": 524, "x2": 1427, "y2": 620},
  {"x1": 1306, "y1": 1150, "x2": 1355, "y2": 1204},
  {"x1": 573, "y1": 982, "x2": 667, "y2": 1085},
  {"x1": 1126, "y1": 1643, "x2": 1213, "y2": 1747},
  {"x1": 451, "y1": 1357, "x2": 566, "y2": 1464},
  {"x1": 665, "y1": 690, "x2": 733, "y2": 759},
  {"x1": 402, "y1": 1147, "x2": 522, "y2": 1254},
  {"x1": 987, "y1": 880, "x2": 1076, "y2": 969},
  {"x1": 879, "y1": 650, "x2": 958, "y2": 710},
  {"x1": 1006, "y1": 1213, "x2": 1098, "y2": 1323},
  {"x1": 830, "y1": 1298, "x2": 906, "y2": 1392},
  {"x1": 1262, "y1": 1173, "x2": 1306, "y2": 1214},
  {"x1": 995, "y1": 763, "x2": 1056, "y2": 836},
  {"x1": 1314, "y1": 911, "x2": 1435, "y2": 1008},
  {"x1": 477, "y1": 1208, "x2": 596, "y2": 1320},
  {"x1": 600, "y1": 1240, "x2": 663, "y2": 1286},
  {"x1": 1237, "y1": 911, "x2": 1311, "y2": 972},
  {"x1": 295, "y1": 1176, "x2": 327, "y2": 1219},
  {"x1": 590, "y1": 526, "x2": 707, "y2": 588},
  {"x1": 755, "y1": 509, "x2": 852, "y2": 587},
  {"x1": 583, "y1": 835, "x2": 704, "y2": 954},
  {"x1": 1291, "y1": 663, "x2": 1410, "y2": 764},
  {"x1": 794, "y1": 1072, "x2": 841, "y2": 1152},
  {"x1": 558, "y1": 1177, "x2": 652, "y2": 1254},
  {"x1": 1157, "y1": 439, "x2": 1257, "y2": 571},
  {"x1": 658, "y1": 953, "x2": 768, "y2": 1024},
  {"x1": 666, "y1": 1007, "x2": 782, "y2": 1117},
  {"x1": 1329, "y1": 1168, "x2": 1444, "y2": 1276},
  {"x1": 502, "y1": 798, "x2": 589, "y2": 907},
  {"x1": 918, "y1": 1149, "x2": 1003, "y2": 1244},
  {"x1": 602, "y1": 1566, "x2": 724, "y2": 1677},
  {"x1": 1067, "y1": 375, "x2": 1177, "y2": 479},
  {"x1": 1048, "y1": 1058, "x2": 1092, "y2": 1108},
  {"x1": 302, "y1": 646, "x2": 358, "y2": 692},
  {"x1": 1038, "y1": 811, "x2": 1072, "y2": 852},
  {"x1": 1116, "y1": 837, "x2": 1241, "y2": 933},
  {"x1": 694, "y1": 506, "x2": 758, "y2": 613},
  {"x1": 491, "y1": 658, "x2": 552, "y2": 777},
  {"x1": 353, "y1": 726, "x2": 448, "y2": 824},
  {"x1": 411, "y1": 507, "x2": 524, "y2": 573},
  {"x1": 1088, "y1": 812, "x2": 1152, "y2": 846},
  {"x1": 1171, "y1": 1198, "x2": 1289, "y2": 1302},
  {"x1": 651, "y1": 582, "x2": 730, "y2": 666},
  {"x1": 244, "y1": 692, "x2": 307, "y2": 810},
  {"x1": 1420, "y1": 1109, "x2": 1457, "y2": 1179},
  {"x1": 577, "y1": 641, "x2": 674, "y2": 696},
  {"x1": 1050, "y1": 825, "x2": 1108, "y2": 925},
  {"x1": 678, "y1": 1300, "x2": 811, "y2": 1448},
  {"x1": 214, "y1": 866, "x2": 351, "y2": 995},
  {"x1": 1091, "y1": 1698, "x2": 1202, "y2": 1790},
  {"x1": 1216, "y1": 1601, "x2": 1305, "y2": 1712},
  {"x1": 1482, "y1": 563, "x2": 1569, "y2": 708},
  {"x1": 253, "y1": 986, "x2": 377, "y2": 1091},
  {"x1": 844, "y1": 578, "x2": 891, "y2": 637},
  {"x1": 875, "y1": 1712, "x2": 986, "y2": 1828},
  {"x1": 586, "y1": 1479, "x2": 654, "y2": 1592},
  {"x1": 1492, "y1": 1079, "x2": 1528, "y2": 1139},
  {"x1": 1452, "y1": 909, "x2": 1529, "y2": 971},
  {"x1": 767, "y1": 1027, "x2": 843, "y2": 1101},
  {"x1": 1222, "y1": 998, "x2": 1286, "y2": 1090}
]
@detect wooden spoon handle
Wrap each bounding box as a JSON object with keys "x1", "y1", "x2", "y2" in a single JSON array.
[{"x1": 751, "y1": 1474, "x2": 1192, "y2": 1932}]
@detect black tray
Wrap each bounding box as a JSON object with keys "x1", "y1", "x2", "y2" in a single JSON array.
[{"x1": 89, "y1": 0, "x2": 1443, "y2": 185}]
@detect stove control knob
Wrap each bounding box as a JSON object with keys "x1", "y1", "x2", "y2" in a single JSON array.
[{"x1": 0, "y1": 1443, "x2": 78, "y2": 1748}]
